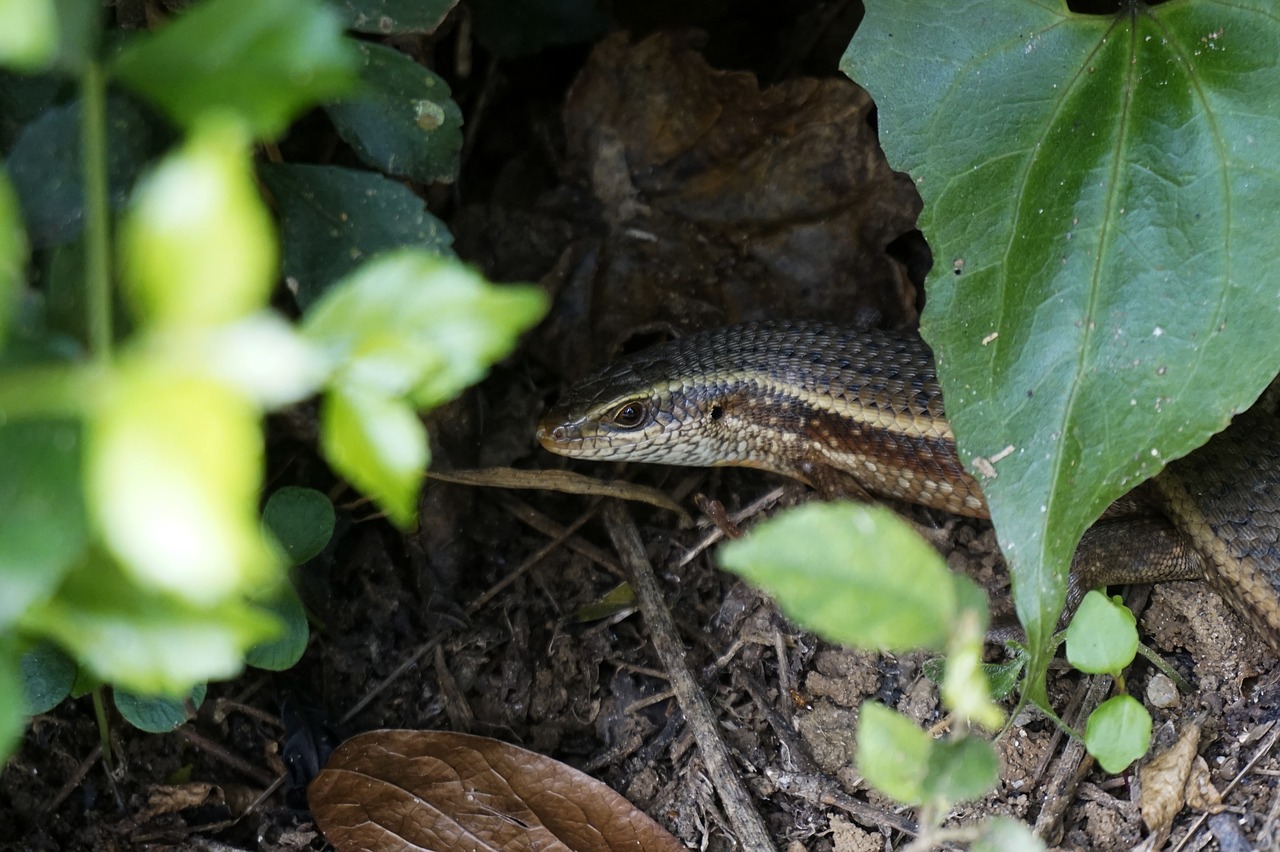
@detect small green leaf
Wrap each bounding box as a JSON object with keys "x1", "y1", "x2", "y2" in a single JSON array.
[
  {"x1": 971, "y1": 817, "x2": 1047, "y2": 852},
  {"x1": 319, "y1": 385, "x2": 426, "y2": 528},
  {"x1": 121, "y1": 118, "x2": 276, "y2": 329},
  {"x1": 22, "y1": 557, "x2": 279, "y2": 695},
  {"x1": 86, "y1": 366, "x2": 279, "y2": 604},
  {"x1": 1085, "y1": 694, "x2": 1152, "y2": 774},
  {"x1": 1066, "y1": 591, "x2": 1138, "y2": 676},
  {"x1": 257, "y1": 163, "x2": 454, "y2": 310},
  {"x1": 110, "y1": 0, "x2": 357, "y2": 138},
  {"x1": 855, "y1": 701, "x2": 932, "y2": 806},
  {"x1": 574, "y1": 582, "x2": 637, "y2": 622},
  {"x1": 0, "y1": 649, "x2": 23, "y2": 763},
  {"x1": 718, "y1": 502, "x2": 957, "y2": 651},
  {"x1": 263, "y1": 486, "x2": 335, "y2": 565},
  {"x1": 333, "y1": 0, "x2": 457, "y2": 35},
  {"x1": 0, "y1": 420, "x2": 86, "y2": 628},
  {"x1": 20, "y1": 640, "x2": 76, "y2": 714},
  {"x1": 923, "y1": 736, "x2": 999, "y2": 807},
  {"x1": 325, "y1": 41, "x2": 463, "y2": 184},
  {"x1": 245, "y1": 582, "x2": 308, "y2": 671},
  {"x1": 115, "y1": 683, "x2": 206, "y2": 733},
  {"x1": 302, "y1": 250, "x2": 545, "y2": 408},
  {"x1": 984, "y1": 658, "x2": 1026, "y2": 703},
  {"x1": 0, "y1": 0, "x2": 56, "y2": 71}
]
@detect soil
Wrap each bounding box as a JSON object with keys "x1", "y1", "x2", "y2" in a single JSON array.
[{"x1": 4, "y1": 4, "x2": 1280, "y2": 850}]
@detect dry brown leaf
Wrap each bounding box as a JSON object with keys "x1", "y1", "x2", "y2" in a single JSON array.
[
  {"x1": 1184, "y1": 755, "x2": 1223, "y2": 813},
  {"x1": 1138, "y1": 718, "x2": 1203, "y2": 834},
  {"x1": 308, "y1": 729, "x2": 685, "y2": 852},
  {"x1": 544, "y1": 30, "x2": 924, "y2": 374}
]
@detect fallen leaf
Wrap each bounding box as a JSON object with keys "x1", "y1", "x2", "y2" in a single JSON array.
[
  {"x1": 308, "y1": 729, "x2": 685, "y2": 851},
  {"x1": 1138, "y1": 718, "x2": 1202, "y2": 835}
]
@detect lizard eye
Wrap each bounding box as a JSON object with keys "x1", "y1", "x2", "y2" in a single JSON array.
[{"x1": 609, "y1": 400, "x2": 648, "y2": 430}]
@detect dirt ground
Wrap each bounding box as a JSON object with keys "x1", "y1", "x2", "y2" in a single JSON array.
[{"x1": 4, "y1": 5, "x2": 1280, "y2": 850}]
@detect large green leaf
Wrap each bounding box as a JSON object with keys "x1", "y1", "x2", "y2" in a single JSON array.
[
  {"x1": 110, "y1": 0, "x2": 356, "y2": 139},
  {"x1": 845, "y1": 2, "x2": 1280, "y2": 687}
]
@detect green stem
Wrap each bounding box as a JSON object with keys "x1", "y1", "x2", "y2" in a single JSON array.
[
  {"x1": 91, "y1": 688, "x2": 112, "y2": 771},
  {"x1": 79, "y1": 60, "x2": 112, "y2": 362}
]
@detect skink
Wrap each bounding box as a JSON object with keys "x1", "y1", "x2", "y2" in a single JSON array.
[{"x1": 537, "y1": 320, "x2": 1280, "y2": 653}]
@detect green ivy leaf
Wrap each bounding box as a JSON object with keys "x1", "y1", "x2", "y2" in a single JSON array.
[
  {"x1": 0, "y1": 420, "x2": 86, "y2": 629},
  {"x1": 845, "y1": 0, "x2": 1280, "y2": 692},
  {"x1": 20, "y1": 639, "x2": 76, "y2": 715},
  {"x1": 120, "y1": 118, "x2": 275, "y2": 329},
  {"x1": 110, "y1": 0, "x2": 357, "y2": 139},
  {"x1": 245, "y1": 582, "x2": 308, "y2": 671},
  {"x1": 855, "y1": 701, "x2": 931, "y2": 806},
  {"x1": 257, "y1": 164, "x2": 454, "y2": 311},
  {"x1": 1085, "y1": 694, "x2": 1152, "y2": 774},
  {"x1": 325, "y1": 41, "x2": 463, "y2": 184},
  {"x1": 1066, "y1": 591, "x2": 1138, "y2": 675},
  {"x1": 319, "y1": 384, "x2": 426, "y2": 528},
  {"x1": 115, "y1": 682, "x2": 206, "y2": 733},
  {"x1": 263, "y1": 486, "x2": 335, "y2": 565},
  {"x1": 718, "y1": 502, "x2": 957, "y2": 651}
]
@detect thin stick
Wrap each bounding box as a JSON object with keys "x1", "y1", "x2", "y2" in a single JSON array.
[{"x1": 603, "y1": 502, "x2": 776, "y2": 851}]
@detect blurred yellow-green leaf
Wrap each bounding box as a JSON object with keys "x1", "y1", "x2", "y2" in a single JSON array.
[
  {"x1": 22, "y1": 556, "x2": 278, "y2": 694},
  {"x1": 0, "y1": 0, "x2": 57, "y2": 71},
  {"x1": 120, "y1": 119, "x2": 276, "y2": 329},
  {"x1": 110, "y1": 0, "x2": 357, "y2": 139},
  {"x1": 86, "y1": 365, "x2": 278, "y2": 604},
  {"x1": 320, "y1": 384, "x2": 426, "y2": 528}
]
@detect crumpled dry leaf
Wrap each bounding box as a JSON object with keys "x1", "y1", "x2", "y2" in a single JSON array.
[
  {"x1": 546, "y1": 30, "x2": 924, "y2": 373},
  {"x1": 308, "y1": 729, "x2": 685, "y2": 851},
  {"x1": 1138, "y1": 718, "x2": 1203, "y2": 836}
]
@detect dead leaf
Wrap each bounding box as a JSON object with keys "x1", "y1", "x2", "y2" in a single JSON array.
[
  {"x1": 1184, "y1": 755, "x2": 1223, "y2": 813},
  {"x1": 1138, "y1": 718, "x2": 1203, "y2": 835},
  {"x1": 545, "y1": 30, "x2": 924, "y2": 374},
  {"x1": 308, "y1": 729, "x2": 685, "y2": 851}
]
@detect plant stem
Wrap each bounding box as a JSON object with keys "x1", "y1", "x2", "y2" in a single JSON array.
[
  {"x1": 91, "y1": 688, "x2": 112, "y2": 771},
  {"x1": 79, "y1": 60, "x2": 112, "y2": 363}
]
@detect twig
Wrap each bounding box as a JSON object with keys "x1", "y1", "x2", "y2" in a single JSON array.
[
  {"x1": 603, "y1": 502, "x2": 777, "y2": 851},
  {"x1": 1033, "y1": 674, "x2": 1112, "y2": 842}
]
